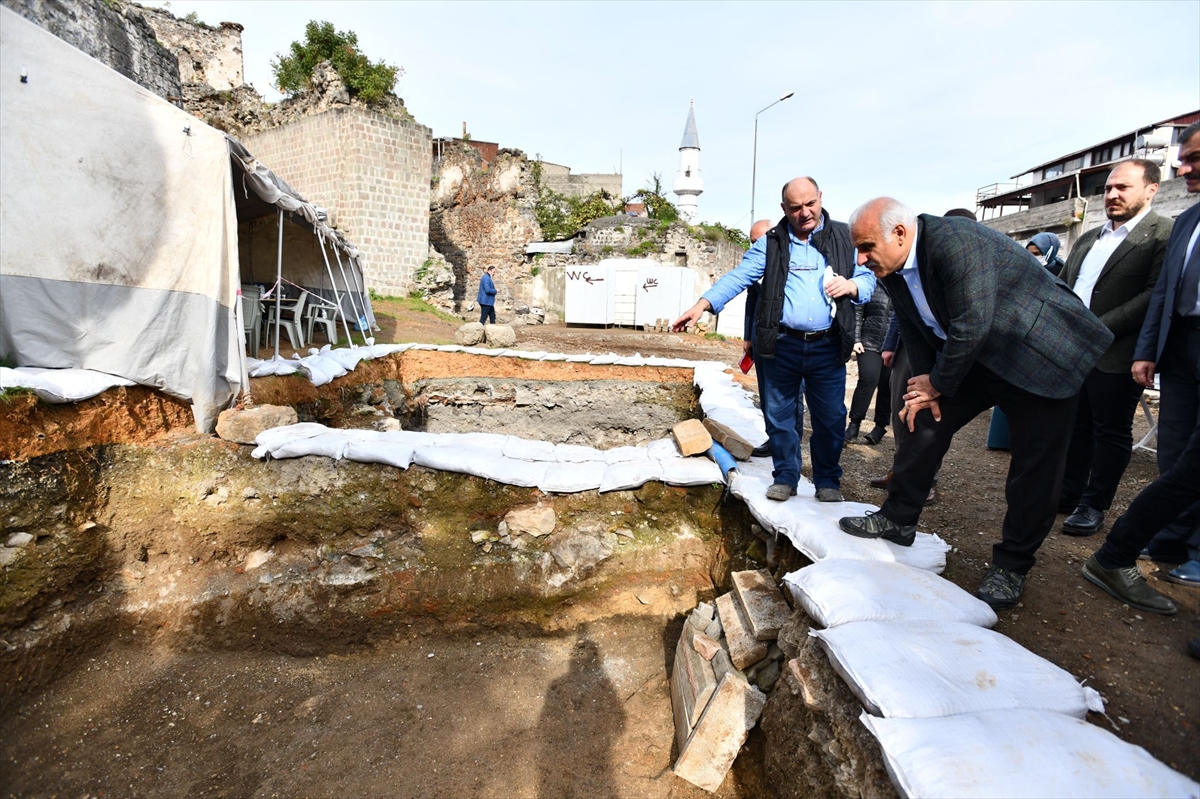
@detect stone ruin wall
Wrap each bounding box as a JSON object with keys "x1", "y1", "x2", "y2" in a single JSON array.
[
  {"x1": 134, "y1": 4, "x2": 243, "y2": 91},
  {"x1": 539, "y1": 162, "x2": 623, "y2": 199},
  {"x1": 2, "y1": 0, "x2": 180, "y2": 100},
  {"x1": 241, "y1": 105, "x2": 433, "y2": 296},
  {"x1": 428, "y1": 144, "x2": 542, "y2": 314}
]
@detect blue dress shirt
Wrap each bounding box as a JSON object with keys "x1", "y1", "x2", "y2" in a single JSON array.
[
  {"x1": 703, "y1": 221, "x2": 875, "y2": 331},
  {"x1": 898, "y1": 228, "x2": 947, "y2": 340}
]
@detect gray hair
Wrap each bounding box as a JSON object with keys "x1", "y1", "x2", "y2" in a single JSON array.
[{"x1": 849, "y1": 197, "x2": 917, "y2": 242}]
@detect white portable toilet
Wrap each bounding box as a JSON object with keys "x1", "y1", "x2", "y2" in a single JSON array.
[
  {"x1": 635, "y1": 264, "x2": 698, "y2": 329},
  {"x1": 563, "y1": 263, "x2": 613, "y2": 324},
  {"x1": 606, "y1": 259, "x2": 641, "y2": 327}
]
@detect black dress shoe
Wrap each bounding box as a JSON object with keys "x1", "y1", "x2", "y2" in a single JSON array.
[
  {"x1": 844, "y1": 421, "x2": 861, "y2": 443},
  {"x1": 1062, "y1": 505, "x2": 1105, "y2": 536},
  {"x1": 751, "y1": 442, "x2": 771, "y2": 457},
  {"x1": 863, "y1": 425, "x2": 887, "y2": 445}
]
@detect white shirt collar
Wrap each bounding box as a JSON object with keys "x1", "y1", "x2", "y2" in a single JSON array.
[
  {"x1": 899, "y1": 226, "x2": 920, "y2": 273},
  {"x1": 1101, "y1": 205, "x2": 1152, "y2": 238}
]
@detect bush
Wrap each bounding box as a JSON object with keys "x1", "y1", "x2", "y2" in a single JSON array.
[{"x1": 272, "y1": 21, "x2": 402, "y2": 104}]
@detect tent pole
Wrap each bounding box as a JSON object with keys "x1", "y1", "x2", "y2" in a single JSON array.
[
  {"x1": 330, "y1": 240, "x2": 368, "y2": 346},
  {"x1": 317, "y1": 229, "x2": 355, "y2": 347},
  {"x1": 274, "y1": 209, "x2": 283, "y2": 359}
]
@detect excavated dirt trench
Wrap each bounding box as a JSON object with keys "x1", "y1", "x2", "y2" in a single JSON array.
[{"x1": 1, "y1": 352, "x2": 820, "y2": 798}]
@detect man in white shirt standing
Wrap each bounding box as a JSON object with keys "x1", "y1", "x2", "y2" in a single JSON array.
[{"x1": 1058, "y1": 159, "x2": 1173, "y2": 537}]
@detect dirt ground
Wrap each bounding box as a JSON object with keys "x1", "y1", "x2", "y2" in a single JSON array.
[{"x1": 1, "y1": 300, "x2": 1197, "y2": 796}]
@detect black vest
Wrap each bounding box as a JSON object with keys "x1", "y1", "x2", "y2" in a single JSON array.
[{"x1": 754, "y1": 209, "x2": 857, "y2": 362}]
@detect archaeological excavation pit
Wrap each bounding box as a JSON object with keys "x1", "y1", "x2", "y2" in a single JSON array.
[{"x1": 1, "y1": 349, "x2": 888, "y2": 798}]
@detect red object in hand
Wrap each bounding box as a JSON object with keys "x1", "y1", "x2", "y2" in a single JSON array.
[{"x1": 739, "y1": 353, "x2": 754, "y2": 374}]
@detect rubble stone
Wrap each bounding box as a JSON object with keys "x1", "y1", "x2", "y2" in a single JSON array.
[
  {"x1": 455, "y1": 322, "x2": 486, "y2": 346},
  {"x1": 691, "y1": 632, "x2": 722, "y2": 661},
  {"x1": 702, "y1": 418, "x2": 755, "y2": 461},
  {"x1": 503, "y1": 504, "x2": 556, "y2": 537},
  {"x1": 215, "y1": 405, "x2": 298, "y2": 445},
  {"x1": 484, "y1": 324, "x2": 517, "y2": 348}
]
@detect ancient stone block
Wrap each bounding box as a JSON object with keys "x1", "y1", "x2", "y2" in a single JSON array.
[
  {"x1": 455, "y1": 322, "x2": 485, "y2": 346},
  {"x1": 671, "y1": 627, "x2": 718, "y2": 744},
  {"x1": 732, "y1": 569, "x2": 791, "y2": 640},
  {"x1": 674, "y1": 673, "x2": 768, "y2": 793},
  {"x1": 671, "y1": 419, "x2": 713, "y2": 457},
  {"x1": 215, "y1": 404, "x2": 298, "y2": 445},
  {"x1": 702, "y1": 418, "x2": 754, "y2": 461},
  {"x1": 711, "y1": 647, "x2": 737, "y2": 683},
  {"x1": 716, "y1": 592, "x2": 768, "y2": 670}
]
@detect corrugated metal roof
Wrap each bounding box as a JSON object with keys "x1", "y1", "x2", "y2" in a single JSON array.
[{"x1": 680, "y1": 103, "x2": 700, "y2": 150}]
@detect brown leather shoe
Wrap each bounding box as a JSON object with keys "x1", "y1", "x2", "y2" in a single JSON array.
[
  {"x1": 924, "y1": 481, "x2": 939, "y2": 506},
  {"x1": 870, "y1": 470, "x2": 892, "y2": 490}
]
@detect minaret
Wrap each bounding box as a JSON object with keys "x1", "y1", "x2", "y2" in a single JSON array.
[{"x1": 672, "y1": 101, "x2": 703, "y2": 222}]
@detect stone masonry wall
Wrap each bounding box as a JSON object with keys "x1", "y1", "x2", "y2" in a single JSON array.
[
  {"x1": 2, "y1": 0, "x2": 180, "y2": 100},
  {"x1": 430, "y1": 145, "x2": 541, "y2": 314},
  {"x1": 242, "y1": 106, "x2": 432, "y2": 295},
  {"x1": 134, "y1": 4, "x2": 243, "y2": 91}
]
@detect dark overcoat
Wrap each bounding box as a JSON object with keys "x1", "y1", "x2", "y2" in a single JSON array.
[{"x1": 1135, "y1": 201, "x2": 1200, "y2": 363}]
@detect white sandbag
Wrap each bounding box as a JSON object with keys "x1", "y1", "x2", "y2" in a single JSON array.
[
  {"x1": 599, "y1": 460, "x2": 664, "y2": 492},
  {"x1": 321, "y1": 347, "x2": 372, "y2": 370},
  {"x1": 661, "y1": 457, "x2": 724, "y2": 486},
  {"x1": 472, "y1": 455, "x2": 548, "y2": 488},
  {"x1": 813, "y1": 620, "x2": 1103, "y2": 719},
  {"x1": 589, "y1": 354, "x2": 618, "y2": 365},
  {"x1": 604, "y1": 446, "x2": 649, "y2": 464},
  {"x1": 730, "y1": 468, "x2": 949, "y2": 573},
  {"x1": 565, "y1": 353, "x2": 596, "y2": 363},
  {"x1": 1, "y1": 366, "x2": 136, "y2": 403},
  {"x1": 254, "y1": 422, "x2": 334, "y2": 450},
  {"x1": 411, "y1": 445, "x2": 478, "y2": 474},
  {"x1": 646, "y1": 438, "x2": 681, "y2": 460},
  {"x1": 784, "y1": 560, "x2": 998, "y2": 629},
  {"x1": 860, "y1": 709, "x2": 1200, "y2": 799},
  {"x1": 555, "y1": 443, "x2": 606, "y2": 463},
  {"x1": 430, "y1": 432, "x2": 507, "y2": 452},
  {"x1": 343, "y1": 438, "x2": 416, "y2": 469},
  {"x1": 503, "y1": 437, "x2": 558, "y2": 462},
  {"x1": 539, "y1": 461, "x2": 607, "y2": 493},
  {"x1": 270, "y1": 430, "x2": 372, "y2": 460}
]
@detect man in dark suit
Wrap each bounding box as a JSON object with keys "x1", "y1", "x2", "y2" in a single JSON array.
[
  {"x1": 1084, "y1": 121, "x2": 1200, "y2": 603},
  {"x1": 838, "y1": 198, "x2": 1112, "y2": 609},
  {"x1": 1084, "y1": 119, "x2": 1200, "y2": 609},
  {"x1": 1058, "y1": 159, "x2": 1172, "y2": 536}
]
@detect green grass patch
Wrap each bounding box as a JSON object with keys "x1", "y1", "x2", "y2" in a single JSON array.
[
  {"x1": 390, "y1": 294, "x2": 460, "y2": 323},
  {"x1": 704, "y1": 332, "x2": 727, "y2": 341}
]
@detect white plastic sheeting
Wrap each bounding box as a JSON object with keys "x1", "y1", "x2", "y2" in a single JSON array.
[
  {"x1": 783, "y1": 560, "x2": 998, "y2": 629},
  {"x1": 812, "y1": 620, "x2": 1104, "y2": 719},
  {"x1": 861, "y1": 709, "x2": 1200, "y2": 799}
]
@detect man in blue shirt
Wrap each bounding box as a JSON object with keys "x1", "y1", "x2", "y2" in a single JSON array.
[
  {"x1": 477, "y1": 265, "x2": 498, "y2": 325},
  {"x1": 673, "y1": 177, "x2": 875, "y2": 502}
]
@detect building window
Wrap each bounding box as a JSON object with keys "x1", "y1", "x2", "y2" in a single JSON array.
[
  {"x1": 1064, "y1": 156, "x2": 1084, "y2": 172},
  {"x1": 1121, "y1": 140, "x2": 1133, "y2": 157},
  {"x1": 1043, "y1": 163, "x2": 1064, "y2": 179}
]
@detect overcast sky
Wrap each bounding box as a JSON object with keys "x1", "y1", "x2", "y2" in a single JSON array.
[{"x1": 151, "y1": 0, "x2": 1199, "y2": 231}]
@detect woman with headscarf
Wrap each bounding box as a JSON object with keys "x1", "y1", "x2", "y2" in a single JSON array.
[{"x1": 1026, "y1": 232, "x2": 1065, "y2": 277}]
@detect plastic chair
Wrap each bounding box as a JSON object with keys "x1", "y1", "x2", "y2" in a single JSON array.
[
  {"x1": 265, "y1": 290, "x2": 307, "y2": 350},
  {"x1": 240, "y1": 285, "x2": 262, "y2": 356},
  {"x1": 305, "y1": 299, "x2": 339, "y2": 345}
]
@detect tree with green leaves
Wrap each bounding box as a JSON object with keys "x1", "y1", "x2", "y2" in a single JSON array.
[
  {"x1": 272, "y1": 21, "x2": 402, "y2": 105},
  {"x1": 632, "y1": 174, "x2": 679, "y2": 224}
]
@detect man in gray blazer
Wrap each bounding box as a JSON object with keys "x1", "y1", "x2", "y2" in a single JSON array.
[
  {"x1": 1058, "y1": 159, "x2": 1172, "y2": 536},
  {"x1": 838, "y1": 198, "x2": 1112, "y2": 609}
]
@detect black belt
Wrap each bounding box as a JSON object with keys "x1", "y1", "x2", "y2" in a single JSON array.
[
  {"x1": 779, "y1": 324, "x2": 836, "y2": 341},
  {"x1": 1172, "y1": 314, "x2": 1200, "y2": 330}
]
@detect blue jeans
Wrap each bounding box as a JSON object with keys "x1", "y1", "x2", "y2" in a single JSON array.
[{"x1": 756, "y1": 333, "x2": 846, "y2": 490}]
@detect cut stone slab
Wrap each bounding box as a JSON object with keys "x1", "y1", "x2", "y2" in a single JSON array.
[
  {"x1": 702, "y1": 418, "x2": 754, "y2": 461},
  {"x1": 732, "y1": 569, "x2": 791, "y2": 640},
  {"x1": 455, "y1": 322, "x2": 485, "y2": 346},
  {"x1": 672, "y1": 419, "x2": 713, "y2": 457},
  {"x1": 671, "y1": 625, "x2": 718, "y2": 750},
  {"x1": 716, "y1": 592, "x2": 768, "y2": 670},
  {"x1": 503, "y1": 503, "x2": 556, "y2": 537},
  {"x1": 711, "y1": 647, "x2": 737, "y2": 683},
  {"x1": 674, "y1": 672, "x2": 768, "y2": 792},
  {"x1": 215, "y1": 405, "x2": 298, "y2": 445}
]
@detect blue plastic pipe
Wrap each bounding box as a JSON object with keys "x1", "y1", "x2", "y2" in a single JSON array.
[{"x1": 707, "y1": 441, "x2": 738, "y2": 482}]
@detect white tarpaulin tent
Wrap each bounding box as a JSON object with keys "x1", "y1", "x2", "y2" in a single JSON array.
[{"x1": 0, "y1": 7, "x2": 372, "y2": 431}]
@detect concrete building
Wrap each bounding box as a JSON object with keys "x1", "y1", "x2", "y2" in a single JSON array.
[
  {"x1": 978, "y1": 110, "x2": 1199, "y2": 253},
  {"x1": 537, "y1": 161, "x2": 623, "y2": 199},
  {"x1": 672, "y1": 102, "x2": 703, "y2": 222}
]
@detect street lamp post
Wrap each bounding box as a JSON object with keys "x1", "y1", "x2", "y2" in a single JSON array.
[{"x1": 750, "y1": 91, "x2": 795, "y2": 225}]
